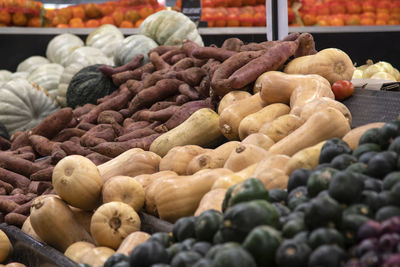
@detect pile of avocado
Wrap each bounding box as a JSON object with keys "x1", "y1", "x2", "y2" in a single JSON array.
[{"x1": 104, "y1": 120, "x2": 400, "y2": 267}]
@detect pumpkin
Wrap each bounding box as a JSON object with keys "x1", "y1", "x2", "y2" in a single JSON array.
[
  {"x1": 80, "y1": 246, "x2": 116, "y2": 266},
  {"x1": 0, "y1": 70, "x2": 12, "y2": 84},
  {"x1": 90, "y1": 201, "x2": 141, "y2": 249},
  {"x1": 116, "y1": 231, "x2": 151, "y2": 256},
  {"x1": 102, "y1": 176, "x2": 145, "y2": 212},
  {"x1": 0, "y1": 229, "x2": 12, "y2": 263},
  {"x1": 27, "y1": 63, "x2": 64, "y2": 98},
  {"x1": 52, "y1": 155, "x2": 103, "y2": 211},
  {"x1": 66, "y1": 64, "x2": 118, "y2": 108},
  {"x1": 0, "y1": 79, "x2": 59, "y2": 135},
  {"x1": 46, "y1": 33, "x2": 84, "y2": 66},
  {"x1": 16, "y1": 55, "x2": 50, "y2": 73},
  {"x1": 113, "y1": 34, "x2": 158, "y2": 67},
  {"x1": 283, "y1": 48, "x2": 355, "y2": 85},
  {"x1": 139, "y1": 10, "x2": 203, "y2": 46},
  {"x1": 159, "y1": 145, "x2": 207, "y2": 175},
  {"x1": 64, "y1": 241, "x2": 95, "y2": 262},
  {"x1": 9, "y1": 72, "x2": 29, "y2": 80},
  {"x1": 86, "y1": 24, "x2": 124, "y2": 58}
]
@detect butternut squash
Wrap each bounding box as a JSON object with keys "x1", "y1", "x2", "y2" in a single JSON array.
[
  {"x1": 116, "y1": 231, "x2": 151, "y2": 256},
  {"x1": 238, "y1": 103, "x2": 291, "y2": 140},
  {"x1": 98, "y1": 148, "x2": 161, "y2": 182},
  {"x1": 217, "y1": 90, "x2": 252, "y2": 114},
  {"x1": 0, "y1": 230, "x2": 11, "y2": 263},
  {"x1": 342, "y1": 122, "x2": 385, "y2": 150},
  {"x1": 102, "y1": 176, "x2": 145, "y2": 212},
  {"x1": 241, "y1": 133, "x2": 275, "y2": 151},
  {"x1": 21, "y1": 216, "x2": 44, "y2": 243},
  {"x1": 159, "y1": 145, "x2": 207, "y2": 175},
  {"x1": 52, "y1": 155, "x2": 103, "y2": 211},
  {"x1": 284, "y1": 48, "x2": 355, "y2": 85},
  {"x1": 219, "y1": 93, "x2": 265, "y2": 140},
  {"x1": 30, "y1": 195, "x2": 94, "y2": 252},
  {"x1": 223, "y1": 144, "x2": 269, "y2": 172},
  {"x1": 134, "y1": 170, "x2": 177, "y2": 191},
  {"x1": 80, "y1": 246, "x2": 115, "y2": 266},
  {"x1": 300, "y1": 97, "x2": 352, "y2": 126},
  {"x1": 64, "y1": 241, "x2": 95, "y2": 263},
  {"x1": 285, "y1": 141, "x2": 326, "y2": 176},
  {"x1": 154, "y1": 168, "x2": 233, "y2": 222},
  {"x1": 256, "y1": 168, "x2": 289, "y2": 190},
  {"x1": 255, "y1": 71, "x2": 294, "y2": 104},
  {"x1": 90, "y1": 201, "x2": 141, "y2": 249},
  {"x1": 186, "y1": 141, "x2": 241, "y2": 175},
  {"x1": 69, "y1": 206, "x2": 93, "y2": 234},
  {"x1": 268, "y1": 107, "x2": 351, "y2": 156},
  {"x1": 150, "y1": 108, "x2": 224, "y2": 157},
  {"x1": 259, "y1": 114, "x2": 305, "y2": 143},
  {"x1": 252, "y1": 154, "x2": 291, "y2": 177},
  {"x1": 194, "y1": 188, "x2": 227, "y2": 216},
  {"x1": 211, "y1": 163, "x2": 258, "y2": 190}
]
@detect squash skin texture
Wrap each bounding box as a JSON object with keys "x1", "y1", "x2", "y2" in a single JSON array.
[
  {"x1": 116, "y1": 231, "x2": 151, "y2": 256},
  {"x1": 285, "y1": 141, "x2": 327, "y2": 176},
  {"x1": 0, "y1": 229, "x2": 12, "y2": 263}
]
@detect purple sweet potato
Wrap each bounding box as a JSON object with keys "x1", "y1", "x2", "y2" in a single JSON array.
[
  {"x1": 60, "y1": 141, "x2": 91, "y2": 156},
  {"x1": 73, "y1": 103, "x2": 96, "y2": 118},
  {"x1": 0, "y1": 152, "x2": 42, "y2": 178},
  {"x1": 116, "y1": 123, "x2": 159, "y2": 142},
  {"x1": 86, "y1": 152, "x2": 112, "y2": 165},
  {"x1": 142, "y1": 73, "x2": 164, "y2": 88},
  {"x1": 150, "y1": 45, "x2": 181, "y2": 56},
  {"x1": 30, "y1": 166, "x2": 54, "y2": 182},
  {"x1": 112, "y1": 62, "x2": 155, "y2": 86},
  {"x1": 149, "y1": 101, "x2": 178, "y2": 111},
  {"x1": 133, "y1": 105, "x2": 181, "y2": 122},
  {"x1": 97, "y1": 110, "x2": 124, "y2": 125},
  {"x1": 0, "y1": 180, "x2": 13, "y2": 194},
  {"x1": 171, "y1": 58, "x2": 195, "y2": 71},
  {"x1": 0, "y1": 137, "x2": 10, "y2": 151},
  {"x1": 50, "y1": 144, "x2": 67, "y2": 165},
  {"x1": 177, "y1": 67, "x2": 207, "y2": 87},
  {"x1": 80, "y1": 124, "x2": 116, "y2": 147},
  {"x1": 123, "y1": 80, "x2": 144, "y2": 95},
  {"x1": 192, "y1": 47, "x2": 237, "y2": 62},
  {"x1": 29, "y1": 135, "x2": 60, "y2": 157},
  {"x1": 29, "y1": 107, "x2": 73, "y2": 139},
  {"x1": 221, "y1": 38, "x2": 244, "y2": 52},
  {"x1": 52, "y1": 128, "x2": 86, "y2": 142},
  {"x1": 178, "y1": 83, "x2": 200, "y2": 100},
  {"x1": 0, "y1": 168, "x2": 30, "y2": 190},
  {"x1": 5, "y1": 213, "x2": 27, "y2": 227},
  {"x1": 77, "y1": 122, "x2": 96, "y2": 131},
  {"x1": 96, "y1": 88, "x2": 121, "y2": 104},
  {"x1": 99, "y1": 54, "x2": 144, "y2": 76},
  {"x1": 201, "y1": 59, "x2": 221, "y2": 79},
  {"x1": 195, "y1": 75, "x2": 211, "y2": 98},
  {"x1": 175, "y1": 94, "x2": 191, "y2": 105},
  {"x1": 170, "y1": 53, "x2": 187, "y2": 65},
  {"x1": 149, "y1": 52, "x2": 171, "y2": 71},
  {"x1": 123, "y1": 120, "x2": 151, "y2": 132},
  {"x1": 294, "y1": 32, "x2": 317, "y2": 58},
  {"x1": 10, "y1": 131, "x2": 30, "y2": 151}
]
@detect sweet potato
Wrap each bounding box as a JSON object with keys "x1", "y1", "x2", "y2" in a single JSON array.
[
  {"x1": 160, "y1": 47, "x2": 185, "y2": 62},
  {"x1": 182, "y1": 39, "x2": 200, "y2": 57},
  {"x1": 177, "y1": 67, "x2": 207, "y2": 87},
  {"x1": 116, "y1": 127, "x2": 158, "y2": 142},
  {"x1": 5, "y1": 213, "x2": 27, "y2": 227},
  {"x1": 52, "y1": 128, "x2": 86, "y2": 142},
  {"x1": 171, "y1": 58, "x2": 195, "y2": 71},
  {"x1": 294, "y1": 32, "x2": 317, "y2": 58},
  {"x1": 133, "y1": 106, "x2": 180, "y2": 122},
  {"x1": 112, "y1": 62, "x2": 155, "y2": 86},
  {"x1": 0, "y1": 212, "x2": 4, "y2": 223},
  {"x1": 30, "y1": 166, "x2": 54, "y2": 181},
  {"x1": 2, "y1": 150, "x2": 35, "y2": 162},
  {"x1": 50, "y1": 144, "x2": 67, "y2": 165},
  {"x1": 192, "y1": 47, "x2": 237, "y2": 62},
  {"x1": 28, "y1": 181, "x2": 52, "y2": 195},
  {"x1": 97, "y1": 110, "x2": 124, "y2": 125},
  {"x1": 178, "y1": 84, "x2": 200, "y2": 100},
  {"x1": 66, "y1": 117, "x2": 78, "y2": 128},
  {"x1": 14, "y1": 145, "x2": 34, "y2": 154},
  {"x1": 60, "y1": 141, "x2": 91, "y2": 156},
  {"x1": 228, "y1": 41, "x2": 299, "y2": 89},
  {"x1": 201, "y1": 59, "x2": 221, "y2": 78},
  {"x1": 12, "y1": 200, "x2": 32, "y2": 215},
  {"x1": 29, "y1": 108, "x2": 73, "y2": 139},
  {"x1": 96, "y1": 88, "x2": 122, "y2": 104},
  {"x1": 174, "y1": 94, "x2": 191, "y2": 105},
  {"x1": 142, "y1": 73, "x2": 164, "y2": 88},
  {"x1": 91, "y1": 133, "x2": 162, "y2": 157},
  {"x1": 129, "y1": 79, "x2": 183, "y2": 113},
  {"x1": 0, "y1": 199, "x2": 19, "y2": 213},
  {"x1": 0, "y1": 153, "x2": 42, "y2": 178},
  {"x1": 73, "y1": 103, "x2": 96, "y2": 118},
  {"x1": 86, "y1": 152, "x2": 112, "y2": 165},
  {"x1": 0, "y1": 136, "x2": 10, "y2": 150},
  {"x1": 0, "y1": 180, "x2": 13, "y2": 194},
  {"x1": 99, "y1": 54, "x2": 144, "y2": 76},
  {"x1": 0, "y1": 187, "x2": 6, "y2": 195},
  {"x1": 0, "y1": 194, "x2": 32, "y2": 204},
  {"x1": 124, "y1": 120, "x2": 151, "y2": 133},
  {"x1": 221, "y1": 38, "x2": 244, "y2": 52},
  {"x1": 150, "y1": 45, "x2": 181, "y2": 56},
  {"x1": 239, "y1": 41, "x2": 276, "y2": 52},
  {"x1": 80, "y1": 124, "x2": 116, "y2": 147},
  {"x1": 149, "y1": 101, "x2": 178, "y2": 111},
  {"x1": 170, "y1": 53, "x2": 187, "y2": 65},
  {"x1": 29, "y1": 135, "x2": 60, "y2": 157},
  {"x1": 195, "y1": 75, "x2": 211, "y2": 98},
  {"x1": 150, "y1": 52, "x2": 171, "y2": 71},
  {"x1": 10, "y1": 131, "x2": 30, "y2": 151},
  {"x1": 77, "y1": 122, "x2": 96, "y2": 131}
]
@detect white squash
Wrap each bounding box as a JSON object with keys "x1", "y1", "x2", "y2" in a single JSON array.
[
  {"x1": 86, "y1": 24, "x2": 124, "y2": 58},
  {"x1": 0, "y1": 70, "x2": 12, "y2": 82},
  {"x1": 17, "y1": 56, "x2": 50, "y2": 73},
  {"x1": 27, "y1": 63, "x2": 64, "y2": 98},
  {"x1": 114, "y1": 34, "x2": 158, "y2": 67},
  {"x1": 46, "y1": 33, "x2": 84, "y2": 66},
  {"x1": 10, "y1": 72, "x2": 29, "y2": 81}
]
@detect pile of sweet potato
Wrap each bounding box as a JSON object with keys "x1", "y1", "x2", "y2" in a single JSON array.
[{"x1": 0, "y1": 32, "x2": 317, "y2": 228}]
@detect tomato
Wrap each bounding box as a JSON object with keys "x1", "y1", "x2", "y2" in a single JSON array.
[{"x1": 332, "y1": 80, "x2": 355, "y2": 101}]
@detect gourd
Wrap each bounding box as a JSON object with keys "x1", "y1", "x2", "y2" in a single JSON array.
[
  {"x1": 224, "y1": 144, "x2": 269, "y2": 172},
  {"x1": 98, "y1": 148, "x2": 161, "y2": 182},
  {"x1": 252, "y1": 154, "x2": 291, "y2": 176},
  {"x1": 52, "y1": 155, "x2": 103, "y2": 211},
  {"x1": 154, "y1": 168, "x2": 233, "y2": 222},
  {"x1": 300, "y1": 97, "x2": 352, "y2": 127},
  {"x1": 139, "y1": 10, "x2": 203, "y2": 46},
  {"x1": 241, "y1": 133, "x2": 275, "y2": 151},
  {"x1": 27, "y1": 63, "x2": 64, "y2": 98},
  {"x1": 259, "y1": 114, "x2": 305, "y2": 143},
  {"x1": 116, "y1": 231, "x2": 151, "y2": 256},
  {"x1": 0, "y1": 70, "x2": 11, "y2": 87},
  {"x1": 46, "y1": 33, "x2": 84, "y2": 66},
  {"x1": 21, "y1": 216, "x2": 44, "y2": 243},
  {"x1": 17, "y1": 55, "x2": 50, "y2": 73},
  {"x1": 255, "y1": 168, "x2": 289, "y2": 190},
  {"x1": 285, "y1": 141, "x2": 327, "y2": 175},
  {"x1": 30, "y1": 195, "x2": 94, "y2": 252},
  {"x1": 219, "y1": 93, "x2": 265, "y2": 140},
  {"x1": 268, "y1": 107, "x2": 351, "y2": 156},
  {"x1": 159, "y1": 145, "x2": 207, "y2": 175},
  {"x1": 150, "y1": 108, "x2": 223, "y2": 157},
  {"x1": 342, "y1": 122, "x2": 385, "y2": 150},
  {"x1": 80, "y1": 246, "x2": 116, "y2": 266},
  {"x1": 238, "y1": 103, "x2": 291, "y2": 140},
  {"x1": 217, "y1": 90, "x2": 252, "y2": 114},
  {"x1": 86, "y1": 24, "x2": 124, "y2": 58},
  {"x1": 283, "y1": 48, "x2": 355, "y2": 85},
  {"x1": 64, "y1": 241, "x2": 95, "y2": 262},
  {"x1": 102, "y1": 176, "x2": 145, "y2": 212},
  {"x1": 114, "y1": 34, "x2": 158, "y2": 66},
  {"x1": 66, "y1": 64, "x2": 118, "y2": 108},
  {"x1": 186, "y1": 141, "x2": 241, "y2": 175},
  {"x1": 194, "y1": 188, "x2": 227, "y2": 216},
  {"x1": 69, "y1": 206, "x2": 93, "y2": 234},
  {"x1": 211, "y1": 163, "x2": 258, "y2": 190},
  {"x1": 0, "y1": 229, "x2": 12, "y2": 263},
  {"x1": 0, "y1": 79, "x2": 59, "y2": 135},
  {"x1": 90, "y1": 201, "x2": 141, "y2": 249},
  {"x1": 134, "y1": 170, "x2": 177, "y2": 191}
]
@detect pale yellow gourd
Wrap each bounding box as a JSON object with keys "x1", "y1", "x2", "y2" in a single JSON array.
[
  {"x1": 259, "y1": 114, "x2": 305, "y2": 143},
  {"x1": 223, "y1": 144, "x2": 269, "y2": 172},
  {"x1": 217, "y1": 90, "x2": 252, "y2": 114},
  {"x1": 159, "y1": 145, "x2": 207, "y2": 175},
  {"x1": 238, "y1": 103, "x2": 291, "y2": 140},
  {"x1": 268, "y1": 107, "x2": 351, "y2": 156},
  {"x1": 0, "y1": 230, "x2": 12, "y2": 263},
  {"x1": 285, "y1": 141, "x2": 326, "y2": 176},
  {"x1": 116, "y1": 231, "x2": 151, "y2": 256},
  {"x1": 64, "y1": 241, "x2": 95, "y2": 263},
  {"x1": 194, "y1": 188, "x2": 227, "y2": 216},
  {"x1": 80, "y1": 247, "x2": 115, "y2": 266},
  {"x1": 241, "y1": 133, "x2": 275, "y2": 151},
  {"x1": 284, "y1": 48, "x2": 356, "y2": 84}
]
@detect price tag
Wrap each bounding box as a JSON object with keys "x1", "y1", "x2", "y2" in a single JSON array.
[{"x1": 181, "y1": 0, "x2": 202, "y2": 24}]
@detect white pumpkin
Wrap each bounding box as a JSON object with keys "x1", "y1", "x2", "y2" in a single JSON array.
[
  {"x1": 114, "y1": 34, "x2": 158, "y2": 67},
  {"x1": 27, "y1": 63, "x2": 64, "y2": 98},
  {"x1": 46, "y1": 33, "x2": 84, "y2": 66},
  {"x1": 86, "y1": 24, "x2": 124, "y2": 58},
  {"x1": 0, "y1": 79, "x2": 59, "y2": 134},
  {"x1": 0, "y1": 70, "x2": 12, "y2": 82},
  {"x1": 10, "y1": 72, "x2": 29, "y2": 80},
  {"x1": 139, "y1": 10, "x2": 203, "y2": 46},
  {"x1": 17, "y1": 56, "x2": 50, "y2": 73}
]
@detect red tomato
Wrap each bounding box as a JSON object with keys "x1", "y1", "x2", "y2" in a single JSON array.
[{"x1": 332, "y1": 80, "x2": 355, "y2": 101}]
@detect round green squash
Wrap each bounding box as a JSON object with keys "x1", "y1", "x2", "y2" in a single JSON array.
[{"x1": 66, "y1": 64, "x2": 117, "y2": 109}]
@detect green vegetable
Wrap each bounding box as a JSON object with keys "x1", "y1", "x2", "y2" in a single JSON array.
[
  {"x1": 194, "y1": 210, "x2": 223, "y2": 242},
  {"x1": 308, "y1": 228, "x2": 345, "y2": 249},
  {"x1": 319, "y1": 138, "x2": 352, "y2": 164},
  {"x1": 328, "y1": 171, "x2": 365, "y2": 204},
  {"x1": 172, "y1": 216, "x2": 197, "y2": 242},
  {"x1": 307, "y1": 167, "x2": 338, "y2": 197}
]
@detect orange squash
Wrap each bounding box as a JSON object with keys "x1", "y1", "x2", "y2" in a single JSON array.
[
  {"x1": 116, "y1": 231, "x2": 151, "y2": 256},
  {"x1": 194, "y1": 188, "x2": 227, "y2": 216},
  {"x1": 0, "y1": 229, "x2": 12, "y2": 263},
  {"x1": 223, "y1": 144, "x2": 269, "y2": 172},
  {"x1": 159, "y1": 145, "x2": 207, "y2": 175}
]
